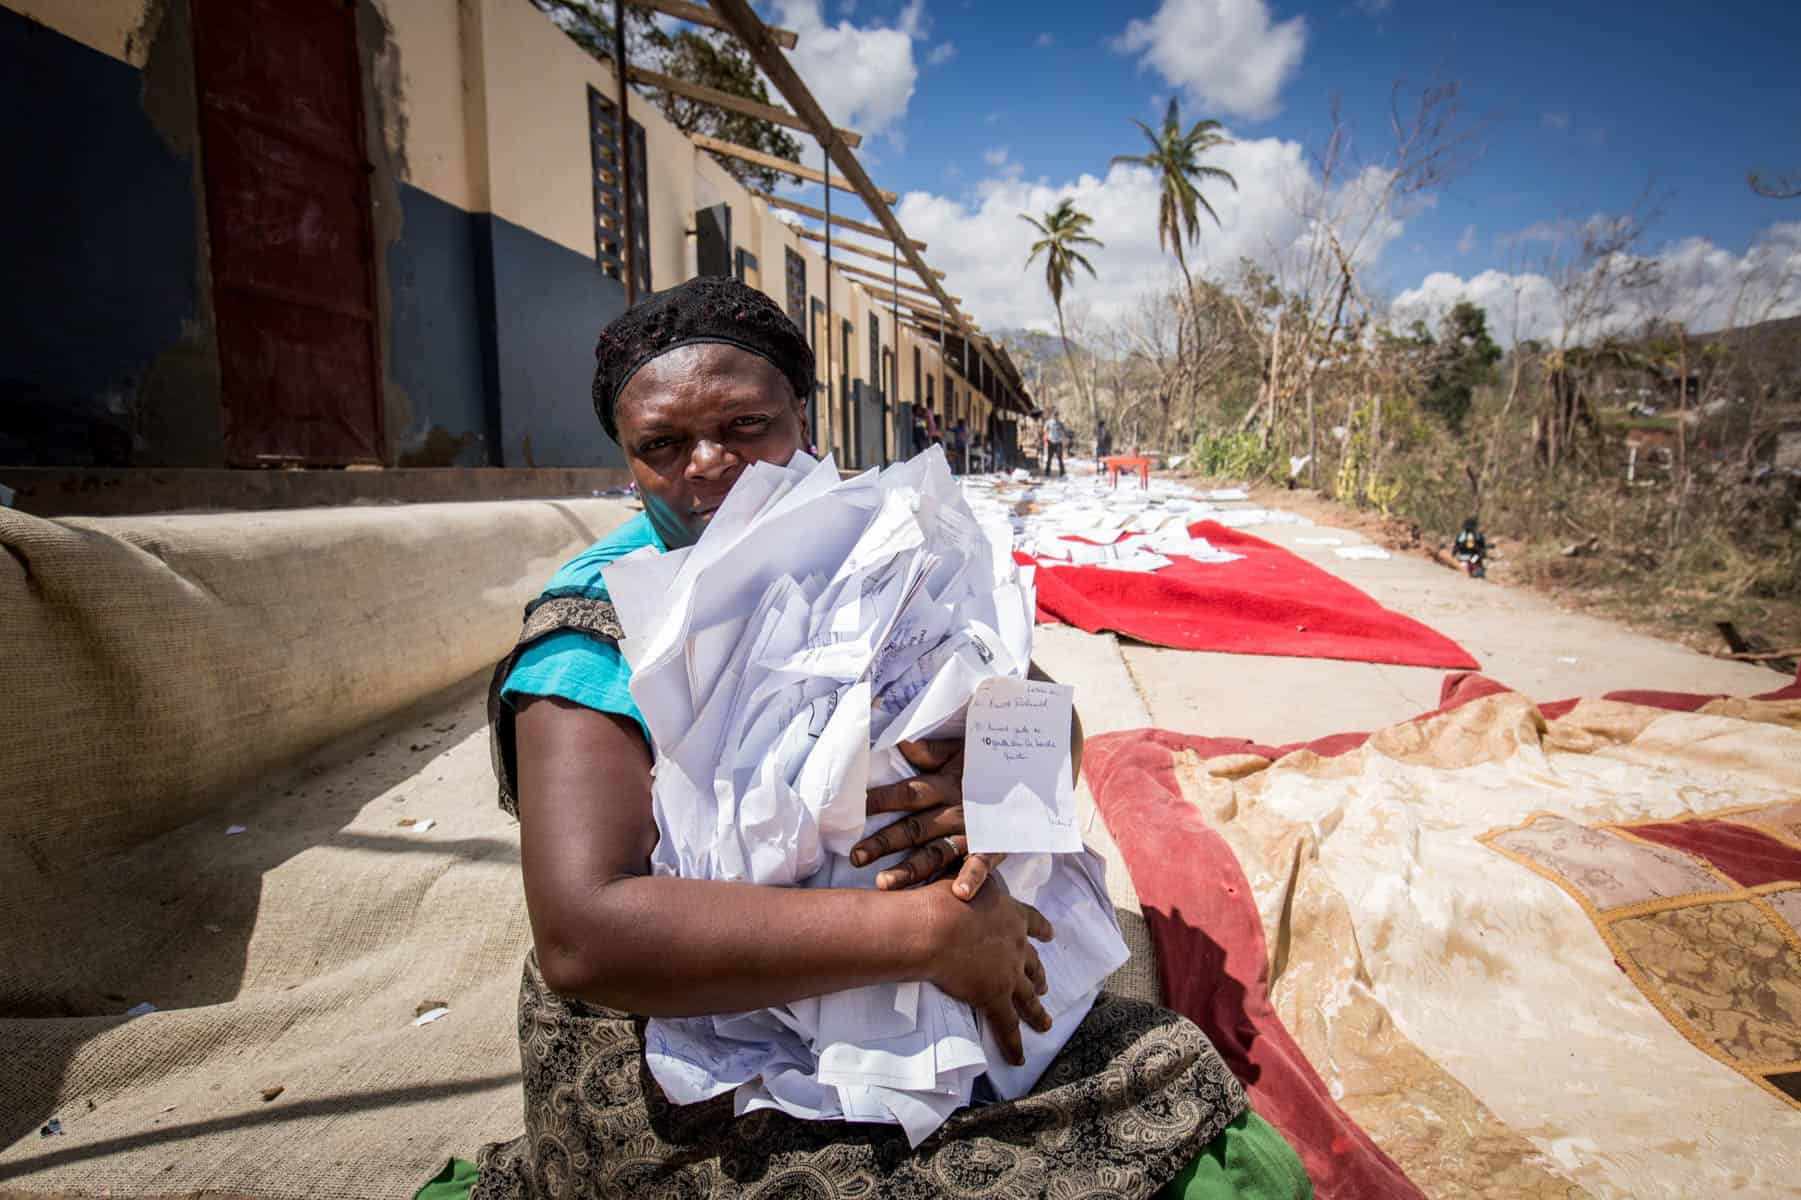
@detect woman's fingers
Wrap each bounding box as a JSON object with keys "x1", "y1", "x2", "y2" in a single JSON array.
[
  {"x1": 1015, "y1": 980, "x2": 1053, "y2": 1035},
  {"x1": 873, "y1": 833, "x2": 965, "y2": 890},
  {"x1": 850, "y1": 805, "x2": 962, "y2": 868},
  {"x1": 864, "y1": 771, "x2": 956, "y2": 816},
  {"x1": 985, "y1": 999, "x2": 1026, "y2": 1067},
  {"x1": 1024, "y1": 952, "x2": 1048, "y2": 997},
  {"x1": 952, "y1": 852, "x2": 1006, "y2": 900},
  {"x1": 897, "y1": 738, "x2": 961, "y2": 773}
]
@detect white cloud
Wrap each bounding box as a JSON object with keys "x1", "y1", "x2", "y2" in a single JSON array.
[
  {"x1": 895, "y1": 132, "x2": 1392, "y2": 331},
  {"x1": 1035, "y1": 31, "x2": 1054, "y2": 47},
  {"x1": 983, "y1": 110, "x2": 1005, "y2": 125},
  {"x1": 1542, "y1": 111, "x2": 1569, "y2": 130},
  {"x1": 1112, "y1": 0, "x2": 1308, "y2": 122},
  {"x1": 1457, "y1": 224, "x2": 1476, "y2": 255},
  {"x1": 771, "y1": 0, "x2": 923, "y2": 147},
  {"x1": 1392, "y1": 222, "x2": 1801, "y2": 344},
  {"x1": 927, "y1": 41, "x2": 957, "y2": 65},
  {"x1": 982, "y1": 146, "x2": 1010, "y2": 167}
]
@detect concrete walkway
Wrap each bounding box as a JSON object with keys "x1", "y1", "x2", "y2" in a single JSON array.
[{"x1": 1034, "y1": 510, "x2": 1784, "y2": 745}]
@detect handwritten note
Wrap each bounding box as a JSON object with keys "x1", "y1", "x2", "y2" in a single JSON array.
[{"x1": 961, "y1": 677, "x2": 1082, "y2": 854}]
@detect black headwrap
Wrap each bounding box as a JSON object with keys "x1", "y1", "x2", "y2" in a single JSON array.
[{"x1": 592, "y1": 275, "x2": 816, "y2": 441}]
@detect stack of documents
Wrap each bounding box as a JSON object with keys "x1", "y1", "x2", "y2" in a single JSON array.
[{"x1": 601, "y1": 448, "x2": 1127, "y2": 1145}]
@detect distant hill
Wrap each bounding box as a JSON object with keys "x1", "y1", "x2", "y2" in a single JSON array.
[{"x1": 991, "y1": 327, "x2": 1090, "y2": 365}]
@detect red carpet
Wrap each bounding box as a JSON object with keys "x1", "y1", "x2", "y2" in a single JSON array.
[
  {"x1": 1021, "y1": 520, "x2": 1479, "y2": 669},
  {"x1": 1083, "y1": 665, "x2": 1801, "y2": 1199}
]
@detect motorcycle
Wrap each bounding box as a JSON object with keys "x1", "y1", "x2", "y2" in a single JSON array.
[{"x1": 1452, "y1": 534, "x2": 1488, "y2": 579}]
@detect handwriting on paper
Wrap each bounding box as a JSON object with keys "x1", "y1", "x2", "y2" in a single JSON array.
[{"x1": 961, "y1": 677, "x2": 1082, "y2": 854}]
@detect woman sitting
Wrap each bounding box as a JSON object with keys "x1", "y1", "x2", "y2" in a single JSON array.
[{"x1": 464, "y1": 277, "x2": 1309, "y2": 1199}]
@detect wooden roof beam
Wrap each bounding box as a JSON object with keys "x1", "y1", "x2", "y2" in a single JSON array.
[
  {"x1": 631, "y1": 0, "x2": 797, "y2": 49},
  {"x1": 795, "y1": 228, "x2": 942, "y2": 275},
  {"x1": 862, "y1": 288, "x2": 976, "y2": 328},
  {"x1": 753, "y1": 192, "x2": 924, "y2": 250},
  {"x1": 629, "y1": 66, "x2": 861, "y2": 147},
  {"x1": 691, "y1": 134, "x2": 897, "y2": 204},
  {"x1": 833, "y1": 261, "x2": 957, "y2": 302},
  {"x1": 707, "y1": 6, "x2": 974, "y2": 326},
  {"x1": 705, "y1": 0, "x2": 1027, "y2": 412}
]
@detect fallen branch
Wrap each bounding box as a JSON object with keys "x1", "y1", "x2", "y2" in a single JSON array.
[{"x1": 1710, "y1": 647, "x2": 1801, "y2": 662}]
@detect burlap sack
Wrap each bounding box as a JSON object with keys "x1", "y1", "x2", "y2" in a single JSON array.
[
  {"x1": 0, "y1": 500, "x2": 628, "y2": 884},
  {"x1": 0, "y1": 500, "x2": 632, "y2": 1196}
]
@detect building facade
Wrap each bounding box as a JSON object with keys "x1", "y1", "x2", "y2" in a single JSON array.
[{"x1": 0, "y1": 0, "x2": 1020, "y2": 498}]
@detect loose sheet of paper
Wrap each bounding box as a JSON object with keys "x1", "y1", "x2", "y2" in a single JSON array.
[{"x1": 962, "y1": 677, "x2": 1082, "y2": 854}]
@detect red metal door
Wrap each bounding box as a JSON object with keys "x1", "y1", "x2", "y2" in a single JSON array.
[{"x1": 194, "y1": 0, "x2": 383, "y2": 465}]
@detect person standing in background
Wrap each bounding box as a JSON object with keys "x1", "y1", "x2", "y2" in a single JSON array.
[
  {"x1": 1094, "y1": 419, "x2": 1112, "y2": 470},
  {"x1": 1042, "y1": 412, "x2": 1067, "y2": 478}
]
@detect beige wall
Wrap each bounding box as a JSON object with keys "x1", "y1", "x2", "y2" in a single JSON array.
[
  {"x1": 8, "y1": 0, "x2": 146, "y2": 64},
  {"x1": 382, "y1": 0, "x2": 476, "y2": 211},
  {"x1": 469, "y1": 0, "x2": 602, "y2": 255}
]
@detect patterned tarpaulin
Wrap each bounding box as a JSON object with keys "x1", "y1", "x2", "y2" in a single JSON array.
[{"x1": 1086, "y1": 669, "x2": 1801, "y2": 1199}]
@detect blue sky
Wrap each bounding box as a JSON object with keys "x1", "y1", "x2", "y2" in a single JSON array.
[{"x1": 756, "y1": 0, "x2": 1801, "y2": 337}]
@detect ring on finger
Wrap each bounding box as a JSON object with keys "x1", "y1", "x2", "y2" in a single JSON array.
[{"x1": 938, "y1": 835, "x2": 963, "y2": 861}]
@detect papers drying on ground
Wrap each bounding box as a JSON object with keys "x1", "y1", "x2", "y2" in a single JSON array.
[
  {"x1": 1294, "y1": 536, "x2": 1345, "y2": 546},
  {"x1": 957, "y1": 473, "x2": 1319, "y2": 569},
  {"x1": 1026, "y1": 530, "x2": 1241, "y2": 573},
  {"x1": 603, "y1": 447, "x2": 1126, "y2": 1146},
  {"x1": 1333, "y1": 545, "x2": 1392, "y2": 560}
]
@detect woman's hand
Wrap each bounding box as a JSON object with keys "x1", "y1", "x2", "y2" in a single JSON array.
[
  {"x1": 916, "y1": 876, "x2": 1054, "y2": 1066},
  {"x1": 853, "y1": 739, "x2": 1006, "y2": 900}
]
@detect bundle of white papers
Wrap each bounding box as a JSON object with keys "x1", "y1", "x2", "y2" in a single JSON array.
[{"x1": 602, "y1": 448, "x2": 1127, "y2": 1146}]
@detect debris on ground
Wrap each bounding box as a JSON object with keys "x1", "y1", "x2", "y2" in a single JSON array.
[
  {"x1": 38, "y1": 1119, "x2": 61, "y2": 1137},
  {"x1": 260, "y1": 1085, "x2": 284, "y2": 1103},
  {"x1": 124, "y1": 1002, "x2": 158, "y2": 1017},
  {"x1": 413, "y1": 1002, "x2": 450, "y2": 1026}
]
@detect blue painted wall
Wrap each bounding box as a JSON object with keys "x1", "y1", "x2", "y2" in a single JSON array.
[
  {"x1": 383, "y1": 194, "x2": 629, "y2": 469},
  {"x1": 386, "y1": 183, "x2": 490, "y2": 466},
  {"x1": 480, "y1": 213, "x2": 628, "y2": 469},
  {"x1": 0, "y1": 6, "x2": 199, "y2": 466}
]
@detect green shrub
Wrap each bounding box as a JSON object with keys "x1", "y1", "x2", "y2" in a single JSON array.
[{"x1": 1191, "y1": 429, "x2": 1280, "y2": 478}]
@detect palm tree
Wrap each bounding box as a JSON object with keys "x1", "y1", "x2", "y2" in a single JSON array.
[
  {"x1": 1112, "y1": 98, "x2": 1237, "y2": 294},
  {"x1": 1021, "y1": 198, "x2": 1103, "y2": 426},
  {"x1": 1114, "y1": 98, "x2": 1236, "y2": 447}
]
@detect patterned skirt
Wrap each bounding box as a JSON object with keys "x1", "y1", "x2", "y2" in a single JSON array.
[{"x1": 473, "y1": 953, "x2": 1246, "y2": 1199}]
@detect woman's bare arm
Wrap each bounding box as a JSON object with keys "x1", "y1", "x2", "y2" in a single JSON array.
[{"x1": 512, "y1": 694, "x2": 1055, "y2": 1060}]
